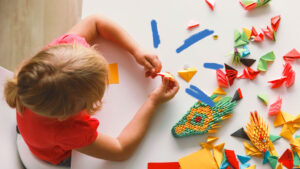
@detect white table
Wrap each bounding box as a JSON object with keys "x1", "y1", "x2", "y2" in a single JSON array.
[{"x1": 74, "y1": 0, "x2": 300, "y2": 168}]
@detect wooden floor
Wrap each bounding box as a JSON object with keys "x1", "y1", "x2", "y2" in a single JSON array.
[{"x1": 0, "y1": 0, "x2": 82, "y2": 71}]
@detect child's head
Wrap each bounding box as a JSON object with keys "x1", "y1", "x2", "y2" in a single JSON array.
[{"x1": 5, "y1": 43, "x2": 109, "y2": 119}]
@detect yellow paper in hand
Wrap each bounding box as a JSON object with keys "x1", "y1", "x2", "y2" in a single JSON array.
[
  {"x1": 108, "y1": 63, "x2": 119, "y2": 84},
  {"x1": 179, "y1": 148, "x2": 218, "y2": 169}
]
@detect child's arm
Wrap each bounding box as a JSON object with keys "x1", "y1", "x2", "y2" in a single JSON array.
[
  {"x1": 76, "y1": 77, "x2": 179, "y2": 161},
  {"x1": 67, "y1": 14, "x2": 161, "y2": 78}
]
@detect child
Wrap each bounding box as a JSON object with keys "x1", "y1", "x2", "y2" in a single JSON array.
[{"x1": 4, "y1": 14, "x2": 179, "y2": 168}]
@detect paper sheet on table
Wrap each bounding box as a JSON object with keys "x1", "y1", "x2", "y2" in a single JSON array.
[
  {"x1": 178, "y1": 148, "x2": 218, "y2": 169},
  {"x1": 108, "y1": 63, "x2": 119, "y2": 84}
]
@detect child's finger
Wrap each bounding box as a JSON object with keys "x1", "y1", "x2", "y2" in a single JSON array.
[
  {"x1": 162, "y1": 76, "x2": 170, "y2": 91},
  {"x1": 143, "y1": 59, "x2": 154, "y2": 71}
]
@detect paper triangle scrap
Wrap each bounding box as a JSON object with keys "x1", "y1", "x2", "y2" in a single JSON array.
[
  {"x1": 278, "y1": 149, "x2": 293, "y2": 169},
  {"x1": 267, "y1": 155, "x2": 278, "y2": 169},
  {"x1": 269, "y1": 134, "x2": 281, "y2": 142},
  {"x1": 148, "y1": 162, "x2": 180, "y2": 169},
  {"x1": 257, "y1": 94, "x2": 268, "y2": 105},
  {"x1": 207, "y1": 136, "x2": 219, "y2": 144},
  {"x1": 231, "y1": 128, "x2": 250, "y2": 140},
  {"x1": 268, "y1": 96, "x2": 282, "y2": 116},
  {"x1": 178, "y1": 149, "x2": 218, "y2": 169},
  {"x1": 213, "y1": 87, "x2": 227, "y2": 95},
  {"x1": 225, "y1": 149, "x2": 240, "y2": 169},
  {"x1": 237, "y1": 155, "x2": 251, "y2": 164}
]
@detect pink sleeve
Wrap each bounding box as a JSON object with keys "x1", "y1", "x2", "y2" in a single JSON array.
[{"x1": 45, "y1": 34, "x2": 90, "y2": 49}]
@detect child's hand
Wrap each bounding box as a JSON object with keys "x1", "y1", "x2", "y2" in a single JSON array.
[
  {"x1": 133, "y1": 49, "x2": 162, "y2": 78},
  {"x1": 149, "y1": 76, "x2": 180, "y2": 105}
]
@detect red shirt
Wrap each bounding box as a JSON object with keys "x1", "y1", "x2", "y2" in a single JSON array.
[{"x1": 17, "y1": 34, "x2": 99, "y2": 164}]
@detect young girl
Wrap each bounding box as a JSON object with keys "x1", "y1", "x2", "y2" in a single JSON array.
[{"x1": 4, "y1": 14, "x2": 179, "y2": 168}]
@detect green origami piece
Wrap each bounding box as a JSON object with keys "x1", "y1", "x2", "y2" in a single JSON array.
[
  {"x1": 241, "y1": 31, "x2": 249, "y2": 43},
  {"x1": 233, "y1": 51, "x2": 242, "y2": 65},
  {"x1": 234, "y1": 29, "x2": 241, "y2": 41},
  {"x1": 235, "y1": 39, "x2": 248, "y2": 48},
  {"x1": 296, "y1": 135, "x2": 300, "y2": 139},
  {"x1": 257, "y1": 51, "x2": 276, "y2": 72},
  {"x1": 171, "y1": 94, "x2": 237, "y2": 137},
  {"x1": 257, "y1": 94, "x2": 269, "y2": 105},
  {"x1": 294, "y1": 152, "x2": 300, "y2": 166},
  {"x1": 269, "y1": 134, "x2": 281, "y2": 142},
  {"x1": 267, "y1": 156, "x2": 278, "y2": 169}
]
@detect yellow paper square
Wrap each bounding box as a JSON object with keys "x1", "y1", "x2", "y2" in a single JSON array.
[
  {"x1": 178, "y1": 149, "x2": 218, "y2": 169},
  {"x1": 108, "y1": 63, "x2": 119, "y2": 84}
]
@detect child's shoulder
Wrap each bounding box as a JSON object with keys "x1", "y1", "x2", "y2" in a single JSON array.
[{"x1": 46, "y1": 34, "x2": 90, "y2": 49}]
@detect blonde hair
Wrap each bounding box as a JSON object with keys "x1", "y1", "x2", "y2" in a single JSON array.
[{"x1": 4, "y1": 43, "x2": 109, "y2": 119}]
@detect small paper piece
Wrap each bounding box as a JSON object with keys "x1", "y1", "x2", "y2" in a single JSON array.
[
  {"x1": 225, "y1": 64, "x2": 238, "y2": 86},
  {"x1": 282, "y1": 63, "x2": 295, "y2": 88},
  {"x1": 200, "y1": 143, "x2": 214, "y2": 150},
  {"x1": 283, "y1": 48, "x2": 300, "y2": 61},
  {"x1": 261, "y1": 26, "x2": 275, "y2": 41},
  {"x1": 242, "y1": 45, "x2": 251, "y2": 57},
  {"x1": 268, "y1": 77, "x2": 287, "y2": 88},
  {"x1": 213, "y1": 87, "x2": 227, "y2": 95},
  {"x1": 178, "y1": 149, "x2": 218, "y2": 169},
  {"x1": 108, "y1": 63, "x2": 119, "y2": 84},
  {"x1": 268, "y1": 96, "x2": 282, "y2": 116},
  {"x1": 243, "y1": 28, "x2": 252, "y2": 39},
  {"x1": 207, "y1": 136, "x2": 219, "y2": 144},
  {"x1": 294, "y1": 152, "x2": 300, "y2": 167},
  {"x1": 257, "y1": 51, "x2": 276, "y2": 72},
  {"x1": 178, "y1": 67, "x2": 197, "y2": 82},
  {"x1": 245, "y1": 111, "x2": 270, "y2": 152},
  {"x1": 269, "y1": 141, "x2": 278, "y2": 157},
  {"x1": 172, "y1": 94, "x2": 237, "y2": 137},
  {"x1": 243, "y1": 141, "x2": 263, "y2": 157},
  {"x1": 214, "y1": 143, "x2": 225, "y2": 167},
  {"x1": 231, "y1": 128, "x2": 250, "y2": 140},
  {"x1": 273, "y1": 111, "x2": 295, "y2": 128},
  {"x1": 267, "y1": 155, "x2": 278, "y2": 169},
  {"x1": 151, "y1": 20, "x2": 160, "y2": 48},
  {"x1": 269, "y1": 134, "x2": 281, "y2": 142},
  {"x1": 187, "y1": 20, "x2": 200, "y2": 30},
  {"x1": 234, "y1": 29, "x2": 242, "y2": 41},
  {"x1": 246, "y1": 165, "x2": 256, "y2": 169},
  {"x1": 185, "y1": 85, "x2": 215, "y2": 107},
  {"x1": 204, "y1": 63, "x2": 224, "y2": 70},
  {"x1": 254, "y1": 33, "x2": 264, "y2": 42},
  {"x1": 213, "y1": 34, "x2": 219, "y2": 40},
  {"x1": 251, "y1": 26, "x2": 258, "y2": 37},
  {"x1": 216, "y1": 69, "x2": 230, "y2": 88},
  {"x1": 176, "y1": 29, "x2": 214, "y2": 53},
  {"x1": 205, "y1": 0, "x2": 216, "y2": 10},
  {"x1": 225, "y1": 149, "x2": 240, "y2": 169},
  {"x1": 271, "y1": 15, "x2": 281, "y2": 32},
  {"x1": 232, "y1": 88, "x2": 243, "y2": 102},
  {"x1": 148, "y1": 162, "x2": 180, "y2": 169},
  {"x1": 240, "y1": 58, "x2": 256, "y2": 67},
  {"x1": 233, "y1": 48, "x2": 242, "y2": 64},
  {"x1": 240, "y1": 0, "x2": 272, "y2": 10},
  {"x1": 278, "y1": 149, "x2": 293, "y2": 169},
  {"x1": 280, "y1": 124, "x2": 295, "y2": 141},
  {"x1": 276, "y1": 163, "x2": 283, "y2": 169},
  {"x1": 237, "y1": 67, "x2": 260, "y2": 80},
  {"x1": 237, "y1": 155, "x2": 251, "y2": 164},
  {"x1": 263, "y1": 151, "x2": 271, "y2": 164},
  {"x1": 157, "y1": 72, "x2": 175, "y2": 80},
  {"x1": 257, "y1": 94, "x2": 268, "y2": 105}
]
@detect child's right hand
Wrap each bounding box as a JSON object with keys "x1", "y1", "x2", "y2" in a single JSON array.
[{"x1": 149, "y1": 76, "x2": 180, "y2": 106}]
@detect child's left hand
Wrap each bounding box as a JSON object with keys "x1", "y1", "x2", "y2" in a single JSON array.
[{"x1": 133, "y1": 49, "x2": 162, "y2": 78}]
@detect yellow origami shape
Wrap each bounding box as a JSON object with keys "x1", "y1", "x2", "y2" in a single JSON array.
[
  {"x1": 243, "y1": 28, "x2": 252, "y2": 39},
  {"x1": 178, "y1": 67, "x2": 197, "y2": 82}
]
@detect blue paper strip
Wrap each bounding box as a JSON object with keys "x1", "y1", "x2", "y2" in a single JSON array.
[
  {"x1": 151, "y1": 20, "x2": 160, "y2": 48},
  {"x1": 203, "y1": 63, "x2": 224, "y2": 70},
  {"x1": 185, "y1": 84, "x2": 215, "y2": 107},
  {"x1": 176, "y1": 29, "x2": 214, "y2": 53}
]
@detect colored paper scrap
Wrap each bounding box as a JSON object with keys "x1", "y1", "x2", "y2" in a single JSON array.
[
  {"x1": 237, "y1": 67, "x2": 260, "y2": 80},
  {"x1": 232, "y1": 88, "x2": 243, "y2": 102},
  {"x1": 257, "y1": 51, "x2": 276, "y2": 72},
  {"x1": 176, "y1": 29, "x2": 214, "y2": 53},
  {"x1": 231, "y1": 128, "x2": 250, "y2": 140},
  {"x1": 271, "y1": 15, "x2": 281, "y2": 32},
  {"x1": 237, "y1": 155, "x2": 251, "y2": 164},
  {"x1": 263, "y1": 151, "x2": 271, "y2": 164},
  {"x1": 268, "y1": 96, "x2": 282, "y2": 116},
  {"x1": 216, "y1": 69, "x2": 230, "y2": 88},
  {"x1": 185, "y1": 85, "x2": 215, "y2": 107},
  {"x1": 108, "y1": 63, "x2": 119, "y2": 84},
  {"x1": 240, "y1": 58, "x2": 256, "y2": 67},
  {"x1": 187, "y1": 20, "x2": 200, "y2": 30},
  {"x1": 205, "y1": 0, "x2": 216, "y2": 10},
  {"x1": 267, "y1": 155, "x2": 278, "y2": 169},
  {"x1": 269, "y1": 134, "x2": 281, "y2": 142},
  {"x1": 214, "y1": 143, "x2": 225, "y2": 167},
  {"x1": 282, "y1": 63, "x2": 295, "y2": 88},
  {"x1": 207, "y1": 136, "x2": 219, "y2": 144},
  {"x1": 157, "y1": 72, "x2": 175, "y2": 80},
  {"x1": 178, "y1": 67, "x2": 197, "y2": 82},
  {"x1": 243, "y1": 28, "x2": 252, "y2": 39},
  {"x1": 178, "y1": 149, "x2": 218, "y2": 169},
  {"x1": 243, "y1": 141, "x2": 263, "y2": 157},
  {"x1": 204, "y1": 63, "x2": 224, "y2": 70},
  {"x1": 257, "y1": 94, "x2": 268, "y2": 105},
  {"x1": 151, "y1": 20, "x2": 160, "y2": 48},
  {"x1": 242, "y1": 45, "x2": 251, "y2": 57},
  {"x1": 225, "y1": 149, "x2": 240, "y2": 169},
  {"x1": 268, "y1": 77, "x2": 287, "y2": 88},
  {"x1": 225, "y1": 64, "x2": 238, "y2": 86},
  {"x1": 246, "y1": 165, "x2": 256, "y2": 169},
  {"x1": 213, "y1": 87, "x2": 227, "y2": 95},
  {"x1": 278, "y1": 149, "x2": 293, "y2": 169},
  {"x1": 148, "y1": 162, "x2": 180, "y2": 169},
  {"x1": 283, "y1": 48, "x2": 300, "y2": 61}
]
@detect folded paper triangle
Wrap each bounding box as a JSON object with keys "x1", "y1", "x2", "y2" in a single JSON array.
[
  {"x1": 205, "y1": 0, "x2": 216, "y2": 10},
  {"x1": 178, "y1": 149, "x2": 218, "y2": 169},
  {"x1": 283, "y1": 48, "x2": 300, "y2": 61},
  {"x1": 268, "y1": 96, "x2": 282, "y2": 116},
  {"x1": 269, "y1": 134, "x2": 281, "y2": 142},
  {"x1": 271, "y1": 15, "x2": 281, "y2": 32},
  {"x1": 213, "y1": 87, "x2": 227, "y2": 95},
  {"x1": 225, "y1": 149, "x2": 240, "y2": 169},
  {"x1": 237, "y1": 155, "x2": 251, "y2": 164},
  {"x1": 241, "y1": 58, "x2": 256, "y2": 67},
  {"x1": 231, "y1": 127, "x2": 250, "y2": 140},
  {"x1": 267, "y1": 155, "x2": 278, "y2": 169},
  {"x1": 232, "y1": 88, "x2": 243, "y2": 102},
  {"x1": 148, "y1": 162, "x2": 180, "y2": 169},
  {"x1": 278, "y1": 149, "x2": 294, "y2": 169},
  {"x1": 178, "y1": 67, "x2": 197, "y2": 82},
  {"x1": 257, "y1": 94, "x2": 268, "y2": 105}
]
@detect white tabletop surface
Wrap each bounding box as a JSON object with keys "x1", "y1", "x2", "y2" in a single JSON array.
[{"x1": 72, "y1": 0, "x2": 300, "y2": 168}]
